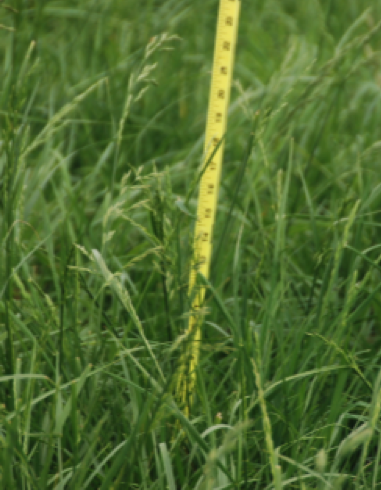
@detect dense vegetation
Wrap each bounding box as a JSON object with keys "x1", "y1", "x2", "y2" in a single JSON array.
[{"x1": 2, "y1": 0, "x2": 381, "y2": 488}]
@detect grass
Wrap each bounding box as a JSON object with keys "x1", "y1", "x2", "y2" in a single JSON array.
[{"x1": 2, "y1": 0, "x2": 381, "y2": 488}]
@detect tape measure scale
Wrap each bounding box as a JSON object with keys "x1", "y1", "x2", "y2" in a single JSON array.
[{"x1": 177, "y1": 0, "x2": 241, "y2": 411}]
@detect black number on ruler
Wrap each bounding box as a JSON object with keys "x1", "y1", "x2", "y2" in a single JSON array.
[
  {"x1": 220, "y1": 66, "x2": 227, "y2": 75},
  {"x1": 205, "y1": 208, "x2": 212, "y2": 218},
  {"x1": 218, "y1": 89, "x2": 225, "y2": 99},
  {"x1": 207, "y1": 184, "x2": 214, "y2": 194},
  {"x1": 213, "y1": 137, "x2": 219, "y2": 146},
  {"x1": 216, "y1": 112, "x2": 222, "y2": 123},
  {"x1": 210, "y1": 161, "x2": 216, "y2": 170},
  {"x1": 197, "y1": 255, "x2": 206, "y2": 265},
  {"x1": 201, "y1": 232, "x2": 209, "y2": 241},
  {"x1": 226, "y1": 16, "x2": 233, "y2": 26},
  {"x1": 223, "y1": 41, "x2": 230, "y2": 51}
]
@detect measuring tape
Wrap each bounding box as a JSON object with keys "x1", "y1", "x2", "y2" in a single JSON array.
[{"x1": 177, "y1": 0, "x2": 241, "y2": 413}]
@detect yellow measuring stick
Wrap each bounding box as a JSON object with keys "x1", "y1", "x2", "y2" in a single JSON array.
[{"x1": 177, "y1": 0, "x2": 241, "y2": 413}]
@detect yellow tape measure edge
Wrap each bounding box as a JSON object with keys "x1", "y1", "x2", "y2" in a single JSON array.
[
  {"x1": 178, "y1": 0, "x2": 241, "y2": 410},
  {"x1": 191, "y1": 0, "x2": 241, "y2": 291}
]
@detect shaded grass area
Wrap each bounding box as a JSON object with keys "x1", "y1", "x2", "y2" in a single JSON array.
[{"x1": 2, "y1": 0, "x2": 381, "y2": 488}]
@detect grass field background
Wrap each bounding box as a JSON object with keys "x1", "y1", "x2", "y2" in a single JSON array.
[{"x1": 2, "y1": 1, "x2": 381, "y2": 488}]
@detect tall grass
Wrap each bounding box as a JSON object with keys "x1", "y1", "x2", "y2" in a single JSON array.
[{"x1": 1, "y1": 0, "x2": 381, "y2": 488}]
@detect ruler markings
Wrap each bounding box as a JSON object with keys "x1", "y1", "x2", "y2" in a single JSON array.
[{"x1": 177, "y1": 0, "x2": 241, "y2": 413}]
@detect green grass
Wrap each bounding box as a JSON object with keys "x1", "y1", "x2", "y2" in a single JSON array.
[{"x1": 2, "y1": 0, "x2": 381, "y2": 488}]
